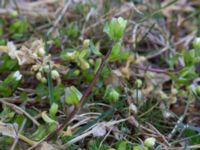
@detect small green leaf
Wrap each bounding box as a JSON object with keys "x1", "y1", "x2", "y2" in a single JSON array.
[
  {"x1": 65, "y1": 86, "x2": 82, "y2": 105},
  {"x1": 104, "y1": 85, "x2": 120, "y2": 103},
  {"x1": 49, "y1": 102, "x2": 58, "y2": 117},
  {"x1": 89, "y1": 41, "x2": 102, "y2": 56},
  {"x1": 41, "y1": 112, "x2": 56, "y2": 124}
]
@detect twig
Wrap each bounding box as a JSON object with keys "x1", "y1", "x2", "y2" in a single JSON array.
[
  {"x1": 168, "y1": 101, "x2": 190, "y2": 139},
  {"x1": 10, "y1": 119, "x2": 27, "y2": 150}
]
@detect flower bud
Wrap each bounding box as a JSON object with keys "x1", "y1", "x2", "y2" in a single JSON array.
[
  {"x1": 42, "y1": 65, "x2": 50, "y2": 73},
  {"x1": 83, "y1": 39, "x2": 90, "y2": 48},
  {"x1": 79, "y1": 58, "x2": 90, "y2": 70},
  {"x1": 135, "y1": 79, "x2": 142, "y2": 88},
  {"x1": 109, "y1": 89, "x2": 119, "y2": 102},
  {"x1": 73, "y1": 69, "x2": 80, "y2": 76},
  {"x1": 104, "y1": 85, "x2": 120, "y2": 103},
  {"x1": 171, "y1": 88, "x2": 178, "y2": 95},
  {"x1": 65, "y1": 86, "x2": 82, "y2": 105},
  {"x1": 51, "y1": 70, "x2": 60, "y2": 80},
  {"x1": 41, "y1": 77, "x2": 47, "y2": 83},
  {"x1": 66, "y1": 51, "x2": 77, "y2": 60},
  {"x1": 36, "y1": 72, "x2": 42, "y2": 80},
  {"x1": 144, "y1": 137, "x2": 156, "y2": 148},
  {"x1": 193, "y1": 37, "x2": 200, "y2": 50},
  {"x1": 89, "y1": 59, "x2": 94, "y2": 65},
  {"x1": 37, "y1": 47, "x2": 46, "y2": 57},
  {"x1": 129, "y1": 103, "x2": 138, "y2": 114}
]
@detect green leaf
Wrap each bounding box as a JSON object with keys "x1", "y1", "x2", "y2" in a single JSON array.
[
  {"x1": 36, "y1": 83, "x2": 48, "y2": 97},
  {"x1": 116, "y1": 141, "x2": 131, "y2": 150},
  {"x1": 49, "y1": 102, "x2": 58, "y2": 117},
  {"x1": 41, "y1": 112, "x2": 56, "y2": 124},
  {"x1": 65, "y1": 86, "x2": 82, "y2": 105},
  {"x1": 89, "y1": 41, "x2": 102, "y2": 56}
]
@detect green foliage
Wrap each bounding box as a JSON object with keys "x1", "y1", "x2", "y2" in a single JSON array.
[
  {"x1": 31, "y1": 125, "x2": 47, "y2": 141},
  {"x1": 184, "y1": 129, "x2": 200, "y2": 145},
  {"x1": 0, "y1": 55, "x2": 18, "y2": 72},
  {"x1": 36, "y1": 83, "x2": 48, "y2": 97},
  {"x1": 104, "y1": 17, "x2": 127, "y2": 41},
  {"x1": 9, "y1": 18, "x2": 28, "y2": 39},
  {"x1": 0, "y1": 106, "x2": 15, "y2": 122},
  {"x1": 169, "y1": 46, "x2": 200, "y2": 85},
  {"x1": 62, "y1": 22, "x2": 80, "y2": 39}
]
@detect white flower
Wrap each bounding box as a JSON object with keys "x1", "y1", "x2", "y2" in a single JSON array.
[{"x1": 13, "y1": 71, "x2": 22, "y2": 81}]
